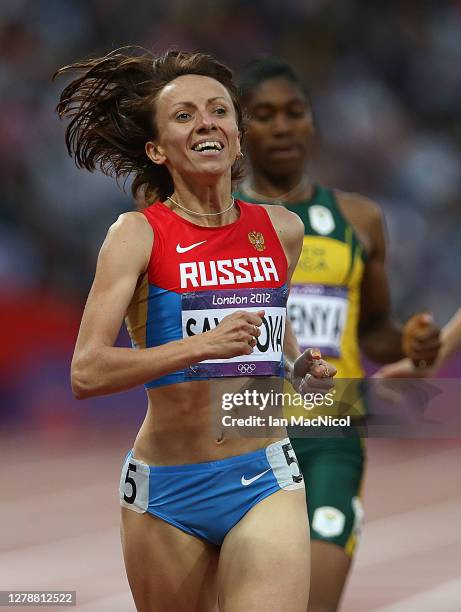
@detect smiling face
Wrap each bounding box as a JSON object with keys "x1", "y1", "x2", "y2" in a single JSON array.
[
  {"x1": 245, "y1": 76, "x2": 314, "y2": 178},
  {"x1": 146, "y1": 74, "x2": 241, "y2": 185}
]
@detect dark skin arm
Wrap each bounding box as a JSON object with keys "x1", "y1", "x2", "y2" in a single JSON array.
[
  {"x1": 375, "y1": 307, "x2": 461, "y2": 378},
  {"x1": 336, "y1": 191, "x2": 440, "y2": 365},
  {"x1": 337, "y1": 192, "x2": 403, "y2": 363}
]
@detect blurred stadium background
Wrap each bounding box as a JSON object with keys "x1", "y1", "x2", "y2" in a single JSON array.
[{"x1": 0, "y1": 1, "x2": 460, "y2": 610}]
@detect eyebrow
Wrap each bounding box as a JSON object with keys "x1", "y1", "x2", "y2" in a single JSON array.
[
  {"x1": 171, "y1": 96, "x2": 228, "y2": 108},
  {"x1": 252, "y1": 97, "x2": 307, "y2": 107}
]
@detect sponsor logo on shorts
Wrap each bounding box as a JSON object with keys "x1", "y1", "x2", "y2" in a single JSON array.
[
  {"x1": 241, "y1": 468, "x2": 271, "y2": 486},
  {"x1": 312, "y1": 506, "x2": 346, "y2": 538}
]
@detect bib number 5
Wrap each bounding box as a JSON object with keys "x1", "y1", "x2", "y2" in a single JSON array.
[
  {"x1": 119, "y1": 456, "x2": 149, "y2": 513},
  {"x1": 123, "y1": 463, "x2": 137, "y2": 504},
  {"x1": 282, "y1": 442, "x2": 303, "y2": 483}
]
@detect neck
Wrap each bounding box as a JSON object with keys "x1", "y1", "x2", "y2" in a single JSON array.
[
  {"x1": 166, "y1": 173, "x2": 237, "y2": 226},
  {"x1": 244, "y1": 170, "x2": 313, "y2": 204}
]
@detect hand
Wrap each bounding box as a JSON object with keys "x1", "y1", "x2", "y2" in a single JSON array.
[
  {"x1": 202, "y1": 310, "x2": 264, "y2": 360},
  {"x1": 373, "y1": 357, "x2": 433, "y2": 379},
  {"x1": 402, "y1": 312, "x2": 441, "y2": 368},
  {"x1": 292, "y1": 348, "x2": 337, "y2": 395}
]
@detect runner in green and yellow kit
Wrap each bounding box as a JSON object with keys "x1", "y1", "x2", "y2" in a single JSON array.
[{"x1": 237, "y1": 57, "x2": 441, "y2": 612}]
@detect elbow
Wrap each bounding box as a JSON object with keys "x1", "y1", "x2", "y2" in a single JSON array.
[
  {"x1": 71, "y1": 358, "x2": 99, "y2": 400},
  {"x1": 71, "y1": 383, "x2": 90, "y2": 401}
]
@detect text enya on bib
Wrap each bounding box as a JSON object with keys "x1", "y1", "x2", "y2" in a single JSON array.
[{"x1": 287, "y1": 284, "x2": 348, "y2": 357}]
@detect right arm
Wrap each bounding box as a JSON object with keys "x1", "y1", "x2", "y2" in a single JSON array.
[
  {"x1": 374, "y1": 308, "x2": 461, "y2": 378},
  {"x1": 71, "y1": 213, "x2": 262, "y2": 398},
  {"x1": 437, "y1": 308, "x2": 461, "y2": 367}
]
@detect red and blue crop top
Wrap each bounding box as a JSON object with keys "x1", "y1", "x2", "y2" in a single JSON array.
[{"x1": 124, "y1": 200, "x2": 288, "y2": 388}]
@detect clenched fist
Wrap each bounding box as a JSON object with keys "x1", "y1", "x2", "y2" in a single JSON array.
[
  {"x1": 203, "y1": 310, "x2": 265, "y2": 360},
  {"x1": 291, "y1": 348, "x2": 337, "y2": 395},
  {"x1": 402, "y1": 313, "x2": 440, "y2": 368}
]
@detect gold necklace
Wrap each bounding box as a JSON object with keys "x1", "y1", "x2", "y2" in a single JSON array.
[{"x1": 167, "y1": 196, "x2": 235, "y2": 217}]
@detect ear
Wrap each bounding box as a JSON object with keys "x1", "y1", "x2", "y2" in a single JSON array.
[
  {"x1": 235, "y1": 131, "x2": 243, "y2": 160},
  {"x1": 146, "y1": 141, "x2": 167, "y2": 165}
]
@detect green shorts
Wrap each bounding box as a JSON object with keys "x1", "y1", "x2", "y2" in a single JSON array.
[{"x1": 290, "y1": 436, "x2": 365, "y2": 556}]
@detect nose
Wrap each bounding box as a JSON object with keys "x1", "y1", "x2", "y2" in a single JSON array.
[
  {"x1": 271, "y1": 113, "x2": 291, "y2": 136},
  {"x1": 196, "y1": 111, "x2": 217, "y2": 132}
]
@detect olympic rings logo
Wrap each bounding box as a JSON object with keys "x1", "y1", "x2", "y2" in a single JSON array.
[{"x1": 238, "y1": 363, "x2": 256, "y2": 374}]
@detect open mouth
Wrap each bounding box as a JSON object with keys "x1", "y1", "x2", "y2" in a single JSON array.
[
  {"x1": 192, "y1": 141, "x2": 224, "y2": 154},
  {"x1": 268, "y1": 144, "x2": 300, "y2": 155}
]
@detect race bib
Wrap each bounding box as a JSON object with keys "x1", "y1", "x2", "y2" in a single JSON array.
[
  {"x1": 119, "y1": 454, "x2": 150, "y2": 513},
  {"x1": 287, "y1": 284, "x2": 348, "y2": 357},
  {"x1": 182, "y1": 286, "x2": 287, "y2": 378}
]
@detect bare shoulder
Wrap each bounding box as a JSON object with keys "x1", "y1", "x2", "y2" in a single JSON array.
[
  {"x1": 260, "y1": 204, "x2": 304, "y2": 272},
  {"x1": 335, "y1": 189, "x2": 383, "y2": 226},
  {"x1": 103, "y1": 211, "x2": 153, "y2": 250},
  {"x1": 99, "y1": 211, "x2": 153, "y2": 274},
  {"x1": 334, "y1": 189, "x2": 385, "y2": 254},
  {"x1": 107, "y1": 211, "x2": 152, "y2": 240},
  {"x1": 260, "y1": 204, "x2": 304, "y2": 242}
]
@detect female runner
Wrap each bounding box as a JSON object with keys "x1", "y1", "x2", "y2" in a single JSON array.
[
  {"x1": 55, "y1": 49, "x2": 334, "y2": 612},
  {"x1": 236, "y1": 56, "x2": 440, "y2": 612}
]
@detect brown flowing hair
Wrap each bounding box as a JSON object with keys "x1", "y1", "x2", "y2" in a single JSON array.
[{"x1": 54, "y1": 47, "x2": 245, "y2": 205}]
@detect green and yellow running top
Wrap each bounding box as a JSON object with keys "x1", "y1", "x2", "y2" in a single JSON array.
[{"x1": 235, "y1": 185, "x2": 365, "y2": 378}]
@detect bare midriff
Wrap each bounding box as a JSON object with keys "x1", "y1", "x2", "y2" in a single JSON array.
[{"x1": 132, "y1": 379, "x2": 286, "y2": 466}]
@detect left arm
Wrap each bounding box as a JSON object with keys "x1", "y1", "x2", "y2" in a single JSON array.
[
  {"x1": 352, "y1": 195, "x2": 404, "y2": 363},
  {"x1": 338, "y1": 192, "x2": 440, "y2": 365}
]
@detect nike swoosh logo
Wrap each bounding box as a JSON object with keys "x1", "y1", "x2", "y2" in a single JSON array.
[
  {"x1": 176, "y1": 240, "x2": 207, "y2": 253},
  {"x1": 241, "y1": 468, "x2": 271, "y2": 486}
]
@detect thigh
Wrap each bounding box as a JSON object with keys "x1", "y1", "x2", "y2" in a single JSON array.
[
  {"x1": 121, "y1": 507, "x2": 219, "y2": 612},
  {"x1": 217, "y1": 489, "x2": 310, "y2": 612}
]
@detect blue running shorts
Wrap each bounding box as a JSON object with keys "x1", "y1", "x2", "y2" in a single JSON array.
[{"x1": 119, "y1": 438, "x2": 304, "y2": 545}]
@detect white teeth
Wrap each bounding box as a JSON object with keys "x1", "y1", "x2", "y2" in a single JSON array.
[{"x1": 193, "y1": 141, "x2": 223, "y2": 151}]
